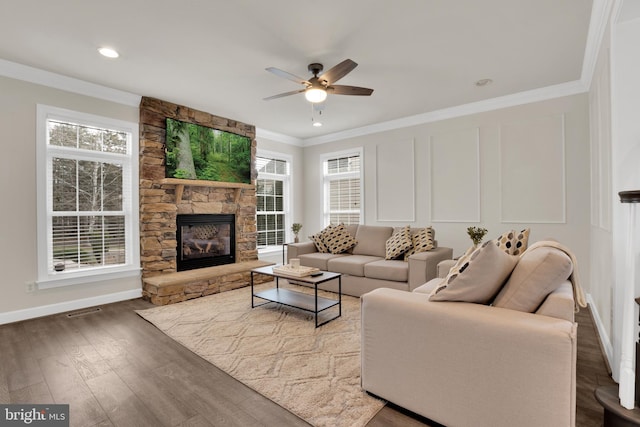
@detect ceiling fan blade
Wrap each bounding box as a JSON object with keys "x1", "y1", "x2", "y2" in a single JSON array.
[
  {"x1": 265, "y1": 67, "x2": 310, "y2": 85},
  {"x1": 318, "y1": 59, "x2": 357, "y2": 85},
  {"x1": 263, "y1": 89, "x2": 305, "y2": 101},
  {"x1": 328, "y1": 85, "x2": 374, "y2": 96}
]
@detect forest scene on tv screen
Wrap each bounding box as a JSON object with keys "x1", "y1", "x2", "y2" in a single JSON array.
[{"x1": 165, "y1": 118, "x2": 251, "y2": 184}]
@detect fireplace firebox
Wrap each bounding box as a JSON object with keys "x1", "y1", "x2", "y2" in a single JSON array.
[{"x1": 176, "y1": 214, "x2": 235, "y2": 271}]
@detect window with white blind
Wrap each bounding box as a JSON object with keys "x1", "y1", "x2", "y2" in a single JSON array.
[
  {"x1": 322, "y1": 149, "x2": 363, "y2": 226},
  {"x1": 36, "y1": 105, "x2": 140, "y2": 288},
  {"x1": 256, "y1": 154, "x2": 291, "y2": 251}
]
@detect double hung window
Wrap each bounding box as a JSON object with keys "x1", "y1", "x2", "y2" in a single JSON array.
[
  {"x1": 37, "y1": 105, "x2": 139, "y2": 288},
  {"x1": 256, "y1": 154, "x2": 290, "y2": 250},
  {"x1": 322, "y1": 150, "x2": 363, "y2": 226}
]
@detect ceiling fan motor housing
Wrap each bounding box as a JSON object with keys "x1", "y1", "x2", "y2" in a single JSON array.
[{"x1": 308, "y1": 63, "x2": 324, "y2": 76}]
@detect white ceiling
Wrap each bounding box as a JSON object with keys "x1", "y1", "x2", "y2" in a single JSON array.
[{"x1": 0, "y1": 0, "x2": 594, "y2": 140}]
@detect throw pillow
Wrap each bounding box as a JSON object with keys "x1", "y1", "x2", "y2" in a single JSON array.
[
  {"x1": 404, "y1": 227, "x2": 435, "y2": 261},
  {"x1": 309, "y1": 225, "x2": 333, "y2": 253},
  {"x1": 511, "y1": 228, "x2": 530, "y2": 256},
  {"x1": 492, "y1": 244, "x2": 573, "y2": 312},
  {"x1": 494, "y1": 228, "x2": 531, "y2": 255},
  {"x1": 430, "y1": 241, "x2": 519, "y2": 304},
  {"x1": 495, "y1": 229, "x2": 516, "y2": 254},
  {"x1": 385, "y1": 226, "x2": 413, "y2": 260},
  {"x1": 323, "y1": 223, "x2": 358, "y2": 254}
]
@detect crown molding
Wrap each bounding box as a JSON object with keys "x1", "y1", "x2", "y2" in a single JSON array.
[
  {"x1": 303, "y1": 80, "x2": 588, "y2": 146},
  {"x1": 255, "y1": 128, "x2": 304, "y2": 146},
  {"x1": 0, "y1": 58, "x2": 140, "y2": 107}
]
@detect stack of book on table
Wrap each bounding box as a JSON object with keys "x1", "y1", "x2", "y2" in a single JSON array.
[{"x1": 272, "y1": 265, "x2": 320, "y2": 277}]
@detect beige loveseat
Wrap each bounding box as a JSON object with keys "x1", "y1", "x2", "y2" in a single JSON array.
[
  {"x1": 361, "y1": 241, "x2": 580, "y2": 427},
  {"x1": 286, "y1": 224, "x2": 453, "y2": 297}
]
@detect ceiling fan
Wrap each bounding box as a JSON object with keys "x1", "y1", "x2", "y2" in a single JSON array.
[{"x1": 264, "y1": 59, "x2": 374, "y2": 103}]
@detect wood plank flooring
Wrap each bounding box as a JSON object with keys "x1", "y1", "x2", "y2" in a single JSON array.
[{"x1": 0, "y1": 298, "x2": 613, "y2": 427}]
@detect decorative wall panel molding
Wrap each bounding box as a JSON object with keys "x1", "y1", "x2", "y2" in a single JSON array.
[
  {"x1": 499, "y1": 114, "x2": 566, "y2": 223},
  {"x1": 430, "y1": 128, "x2": 480, "y2": 222},
  {"x1": 376, "y1": 139, "x2": 415, "y2": 222},
  {"x1": 590, "y1": 47, "x2": 612, "y2": 231}
]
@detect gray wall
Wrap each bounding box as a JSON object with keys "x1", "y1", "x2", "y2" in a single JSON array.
[
  {"x1": 0, "y1": 76, "x2": 140, "y2": 322},
  {"x1": 301, "y1": 94, "x2": 591, "y2": 290}
]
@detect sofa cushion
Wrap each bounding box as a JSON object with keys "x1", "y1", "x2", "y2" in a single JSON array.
[
  {"x1": 385, "y1": 226, "x2": 413, "y2": 260},
  {"x1": 323, "y1": 223, "x2": 358, "y2": 254},
  {"x1": 403, "y1": 227, "x2": 435, "y2": 260},
  {"x1": 493, "y1": 245, "x2": 573, "y2": 313},
  {"x1": 352, "y1": 225, "x2": 393, "y2": 257},
  {"x1": 327, "y1": 255, "x2": 382, "y2": 277},
  {"x1": 299, "y1": 252, "x2": 347, "y2": 270},
  {"x1": 364, "y1": 259, "x2": 408, "y2": 282},
  {"x1": 494, "y1": 228, "x2": 530, "y2": 255},
  {"x1": 430, "y1": 241, "x2": 518, "y2": 304}
]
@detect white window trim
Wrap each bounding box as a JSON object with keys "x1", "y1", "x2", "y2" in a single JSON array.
[
  {"x1": 256, "y1": 149, "x2": 293, "y2": 253},
  {"x1": 36, "y1": 104, "x2": 140, "y2": 289},
  {"x1": 321, "y1": 147, "x2": 364, "y2": 226}
]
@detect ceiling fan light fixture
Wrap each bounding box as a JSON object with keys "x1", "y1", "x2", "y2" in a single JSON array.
[{"x1": 305, "y1": 87, "x2": 327, "y2": 103}]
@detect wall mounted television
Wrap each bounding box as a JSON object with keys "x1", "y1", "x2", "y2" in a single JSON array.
[{"x1": 165, "y1": 118, "x2": 252, "y2": 184}]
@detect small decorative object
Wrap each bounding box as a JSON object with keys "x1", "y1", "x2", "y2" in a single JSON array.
[
  {"x1": 292, "y1": 223, "x2": 303, "y2": 243},
  {"x1": 290, "y1": 258, "x2": 301, "y2": 269},
  {"x1": 467, "y1": 226, "x2": 488, "y2": 247},
  {"x1": 54, "y1": 263, "x2": 65, "y2": 272}
]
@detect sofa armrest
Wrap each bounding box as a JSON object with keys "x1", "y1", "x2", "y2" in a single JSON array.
[
  {"x1": 407, "y1": 246, "x2": 453, "y2": 290},
  {"x1": 437, "y1": 259, "x2": 457, "y2": 278},
  {"x1": 361, "y1": 288, "x2": 577, "y2": 427},
  {"x1": 286, "y1": 242, "x2": 317, "y2": 261}
]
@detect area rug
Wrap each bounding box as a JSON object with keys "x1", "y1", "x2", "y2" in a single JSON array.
[{"x1": 135, "y1": 283, "x2": 385, "y2": 427}]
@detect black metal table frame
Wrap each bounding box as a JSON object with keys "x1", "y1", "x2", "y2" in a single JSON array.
[{"x1": 250, "y1": 267, "x2": 342, "y2": 328}]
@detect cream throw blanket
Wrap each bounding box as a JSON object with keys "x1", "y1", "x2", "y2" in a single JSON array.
[{"x1": 523, "y1": 240, "x2": 587, "y2": 312}]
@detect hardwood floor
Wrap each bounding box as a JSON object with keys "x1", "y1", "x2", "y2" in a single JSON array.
[{"x1": 0, "y1": 298, "x2": 613, "y2": 427}]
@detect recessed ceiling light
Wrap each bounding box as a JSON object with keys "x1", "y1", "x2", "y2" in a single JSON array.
[
  {"x1": 98, "y1": 47, "x2": 119, "y2": 58},
  {"x1": 475, "y1": 78, "x2": 493, "y2": 87},
  {"x1": 312, "y1": 121, "x2": 323, "y2": 127}
]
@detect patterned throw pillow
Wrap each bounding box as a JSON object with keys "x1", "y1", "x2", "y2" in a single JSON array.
[
  {"x1": 385, "y1": 226, "x2": 413, "y2": 260},
  {"x1": 430, "y1": 241, "x2": 519, "y2": 304},
  {"x1": 494, "y1": 228, "x2": 530, "y2": 256},
  {"x1": 495, "y1": 230, "x2": 516, "y2": 254},
  {"x1": 323, "y1": 224, "x2": 358, "y2": 254},
  {"x1": 440, "y1": 244, "x2": 476, "y2": 285},
  {"x1": 309, "y1": 225, "x2": 333, "y2": 253},
  {"x1": 404, "y1": 227, "x2": 435, "y2": 261},
  {"x1": 309, "y1": 232, "x2": 329, "y2": 253},
  {"x1": 511, "y1": 228, "x2": 530, "y2": 256}
]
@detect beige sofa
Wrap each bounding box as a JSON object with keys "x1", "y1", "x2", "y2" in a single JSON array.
[
  {"x1": 286, "y1": 224, "x2": 453, "y2": 297},
  {"x1": 361, "y1": 243, "x2": 578, "y2": 427}
]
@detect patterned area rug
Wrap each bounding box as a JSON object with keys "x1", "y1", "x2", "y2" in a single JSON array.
[{"x1": 135, "y1": 282, "x2": 385, "y2": 427}]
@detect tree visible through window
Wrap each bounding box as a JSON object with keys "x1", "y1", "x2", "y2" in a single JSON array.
[{"x1": 37, "y1": 106, "x2": 139, "y2": 287}]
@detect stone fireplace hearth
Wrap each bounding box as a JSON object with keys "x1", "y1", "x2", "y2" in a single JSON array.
[{"x1": 138, "y1": 97, "x2": 272, "y2": 305}]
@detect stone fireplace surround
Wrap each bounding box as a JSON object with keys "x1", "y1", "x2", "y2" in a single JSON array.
[{"x1": 139, "y1": 97, "x2": 271, "y2": 305}]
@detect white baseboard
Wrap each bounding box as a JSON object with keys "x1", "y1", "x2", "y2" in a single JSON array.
[
  {"x1": 0, "y1": 288, "x2": 143, "y2": 325},
  {"x1": 587, "y1": 292, "x2": 614, "y2": 371}
]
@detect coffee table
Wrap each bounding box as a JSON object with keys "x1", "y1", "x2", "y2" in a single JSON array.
[{"x1": 250, "y1": 265, "x2": 342, "y2": 327}]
